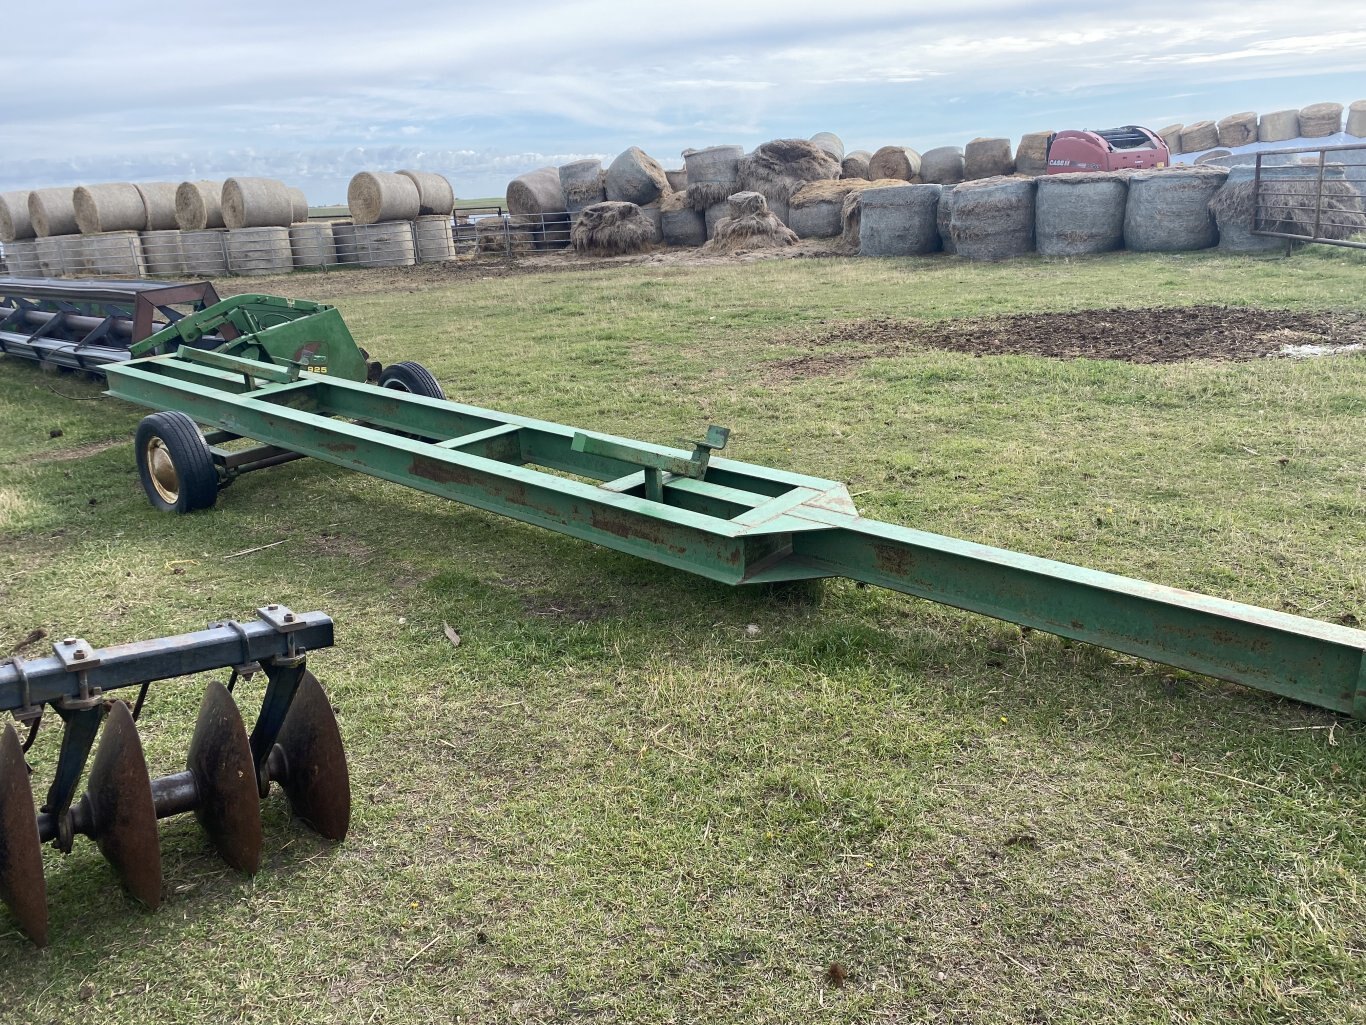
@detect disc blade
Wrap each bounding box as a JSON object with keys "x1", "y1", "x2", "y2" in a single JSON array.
[
  {"x1": 84, "y1": 702, "x2": 161, "y2": 909},
  {"x1": 272, "y1": 671, "x2": 350, "y2": 841},
  {"x1": 188, "y1": 681, "x2": 262, "y2": 873},
  {"x1": 0, "y1": 724, "x2": 47, "y2": 947}
]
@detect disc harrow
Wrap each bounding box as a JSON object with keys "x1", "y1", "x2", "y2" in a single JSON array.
[{"x1": 0, "y1": 606, "x2": 348, "y2": 947}]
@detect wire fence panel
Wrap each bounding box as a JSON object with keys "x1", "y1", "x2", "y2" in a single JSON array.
[{"x1": 1252, "y1": 143, "x2": 1366, "y2": 250}]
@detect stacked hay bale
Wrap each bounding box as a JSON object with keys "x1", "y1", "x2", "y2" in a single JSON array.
[
  {"x1": 413, "y1": 215, "x2": 456, "y2": 262},
  {"x1": 0, "y1": 191, "x2": 34, "y2": 244},
  {"x1": 136, "y1": 182, "x2": 182, "y2": 275},
  {"x1": 1180, "y1": 121, "x2": 1218, "y2": 153},
  {"x1": 4, "y1": 240, "x2": 41, "y2": 276},
  {"x1": 937, "y1": 186, "x2": 958, "y2": 254},
  {"x1": 1347, "y1": 100, "x2": 1366, "y2": 137},
  {"x1": 1157, "y1": 124, "x2": 1184, "y2": 154},
  {"x1": 346, "y1": 172, "x2": 419, "y2": 225},
  {"x1": 1258, "y1": 110, "x2": 1300, "y2": 143},
  {"x1": 840, "y1": 151, "x2": 872, "y2": 180},
  {"x1": 85, "y1": 231, "x2": 147, "y2": 277},
  {"x1": 1299, "y1": 102, "x2": 1343, "y2": 137},
  {"x1": 137, "y1": 183, "x2": 179, "y2": 230},
  {"x1": 684, "y1": 145, "x2": 745, "y2": 237},
  {"x1": 1014, "y1": 132, "x2": 1053, "y2": 176},
  {"x1": 34, "y1": 236, "x2": 65, "y2": 276},
  {"x1": 1216, "y1": 112, "x2": 1257, "y2": 148},
  {"x1": 868, "y1": 146, "x2": 921, "y2": 183},
  {"x1": 330, "y1": 222, "x2": 358, "y2": 265},
  {"x1": 659, "y1": 189, "x2": 706, "y2": 247},
  {"x1": 920, "y1": 147, "x2": 965, "y2": 185},
  {"x1": 289, "y1": 223, "x2": 339, "y2": 268},
  {"x1": 73, "y1": 183, "x2": 145, "y2": 234},
  {"x1": 703, "y1": 192, "x2": 798, "y2": 254},
  {"x1": 1035, "y1": 172, "x2": 1129, "y2": 256},
  {"x1": 737, "y1": 138, "x2": 842, "y2": 225},
  {"x1": 964, "y1": 138, "x2": 1014, "y2": 180},
  {"x1": 225, "y1": 177, "x2": 296, "y2": 228},
  {"x1": 605, "y1": 148, "x2": 670, "y2": 205},
  {"x1": 288, "y1": 188, "x2": 309, "y2": 224},
  {"x1": 570, "y1": 201, "x2": 655, "y2": 256},
  {"x1": 1210, "y1": 164, "x2": 1366, "y2": 252},
  {"x1": 352, "y1": 220, "x2": 416, "y2": 267},
  {"x1": 180, "y1": 229, "x2": 230, "y2": 275},
  {"x1": 950, "y1": 177, "x2": 1036, "y2": 260},
  {"x1": 225, "y1": 226, "x2": 293, "y2": 275},
  {"x1": 788, "y1": 178, "x2": 907, "y2": 238},
  {"x1": 858, "y1": 184, "x2": 942, "y2": 257},
  {"x1": 1123, "y1": 166, "x2": 1228, "y2": 252},
  {"x1": 140, "y1": 230, "x2": 185, "y2": 275},
  {"x1": 507, "y1": 167, "x2": 570, "y2": 249},
  {"x1": 28, "y1": 188, "x2": 79, "y2": 238},
  {"x1": 396, "y1": 170, "x2": 455, "y2": 216},
  {"x1": 176, "y1": 181, "x2": 226, "y2": 230},
  {"x1": 810, "y1": 133, "x2": 845, "y2": 161},
  {"x1": 559, "y1": 160, "x2": 607, "y2": 219},
  {"x1": 664, "y1": 168, "x2": 687, "y2": 191}
]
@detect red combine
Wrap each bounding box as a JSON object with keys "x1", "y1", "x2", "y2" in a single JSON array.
[{"x1": 1045, "y1": 126, "x2": 1170, "y2": 173}]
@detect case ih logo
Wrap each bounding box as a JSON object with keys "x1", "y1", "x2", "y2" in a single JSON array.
[{"x1": 1049, "y1": 159, "x2": 1102, "y2": 169}]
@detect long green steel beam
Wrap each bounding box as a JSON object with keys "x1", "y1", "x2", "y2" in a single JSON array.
[{"x1": 103, "y1": 350, "x2": 1366, "y2": 717}]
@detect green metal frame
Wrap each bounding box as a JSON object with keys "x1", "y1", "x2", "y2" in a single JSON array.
[{"x1": 103, "y1": 345, "x2": 1366, "y2": 718}]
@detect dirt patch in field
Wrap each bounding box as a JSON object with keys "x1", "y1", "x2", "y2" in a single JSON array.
[{"x1": 767, "y1": 306, "x2": 1366, "y2": 380}]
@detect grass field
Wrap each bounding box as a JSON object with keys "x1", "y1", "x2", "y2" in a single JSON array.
[{"x1": 1, "y1": 248, "x2": 1364, "y2": 1023}]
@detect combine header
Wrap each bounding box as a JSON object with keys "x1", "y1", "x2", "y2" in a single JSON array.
[{"x1": 0, "y1": 606, "x2": 347, "y2": 947}]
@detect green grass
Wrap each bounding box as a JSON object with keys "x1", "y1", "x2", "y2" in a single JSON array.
[{"x1": 1, "y1": 249, "x2": 1364, "y2": 1023}]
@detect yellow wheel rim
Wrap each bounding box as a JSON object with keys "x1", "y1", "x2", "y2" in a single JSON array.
[{"x1": 144, "y1": 437, "x2": 180, "y2": 504}]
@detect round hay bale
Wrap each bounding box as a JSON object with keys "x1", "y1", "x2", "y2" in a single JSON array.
[
  {"x1": 1035, "y1": 172, "x2": 1128, "y2": 256},
  {"x1": 936, "y1": 187, "x2": 959, "y2": 254},
  {"x1": 289, "y1": 223, "x2": 339, "y2": 268},
  {"x1": 1299, "y1": 102, "x2": 1343, "y2": 138},
  {"x1": 665, "y1": 168, "x2": 687, "y2": 192},
  {"x1": 223, "y1": 178, "x2": 295, "y2": 229},
  {"x1": 1179, "y1": 121, "x2": 1218, "y2": 153},
  {"x1": 0, "y1": 191, "x2": 34, "y2": 242},
  {"x1": 920, "y1": 146, "x2": 965, "y2": 185},
  {"x1": 570, "y1": 201, "x2": 655, "y2": 256},
  {"x1": 703, "y1": 191, "x2": 798, "y2": 254},
  {"x1": 868, "y1": 146, "x2": 921, "y2": 182},
  {"x1": 34, "y1": 236, "x2": 65, "y2": 276},
  {"x1": 1258, "y1": 110, "x2": 1299, "y2": 143},
  {"x1": 1014, "y1": 132, "x2": 1053, "y2": 176},
  {"x1": 28, "y1": 188, "x2": 79, "y2": 238},
  {"x1": 660, "y1": 207, "x2": 705, "y2": 247},
  {"x1": 175, "y1": 181, "x2": 225, "y2": 230},
  {"x1": 1208, "y1": 166, "x2": 1292, "y2": 255},
  {"x1": 137, "y1": 182, "x2": 179, "y2": 231},
  {"x1": 288, "y1": 187, "x2": 309, "y2": 224},
  {"x1": 964, "y1": 138, "x2": 1014, "y2": 180},
  {"x1": 738, "y1": 138, "x2": 841, "y2": 212},
  {"x1": 1123, "y1": 166, "x2": 1228, "y2": 252},
  {"x1": 559, "y1": 160, "x2": 607, "y2": 217},
  {"x1": 180, "y1": 229, "x2": 229, "y2": 275},
  {"x1": 396, "y1": 170, "x2": 455, "y2": 216},
  {"x1": 1216, "y1": 112, "x2": 1257, "y2": 149},
  {"x1": 950, "y1": 177, "x2": 1036, "y2": 261},
  {"x1": 2, "y1": 240, "x2": 40, "y2": 276},
  {"x1": 140, "y1": 230, "x2": 185, "y2": 275},
  {"x1": 507, "y1": 167, "x2": 567, "y2": 216},
  {"x1": 605, "y1": 148, "x2": 669, "y2": 206},
  {"x1": 352, "y1": 221, "x2": 416, "y2": 267},
  {"x1": 858, "y1": 184, "x2": 942, "y2": 257},
  {"x1": 225, "y1": 226, "x2": 293, "y2": 275},
  {"x1": 1212, "y1": 163, "x2": 1364, "y2": 249},
  {"x1": 684, "y1": 146, "x2": 744, "y2": 210},
  {"x1": 789, "y1": 178, "x2": 909, "y2": 239},
  {"x1": 704, "y1": 201, "x2": 728, "y2": 239},
  {"x1": 639, "y1": 203, "x2": 663, "y2": 243},
  {"x1": 73, "y1": 183, "x2": 146, "y2": 235},
  {"x1": 1157, "y1": 123, "x2": 1184, "y2": 154},
  {"x1": 413, "y1": 214, "x2": 455, "y2": 262},
  {"x1": 346, "y1": 172, "x2": 420, "y2": 226},
  {"x1": 330, "y1": 222, "x2": 357, "y2": 265},
  {"x1": 810, "y1": 132, "x2": 845, "y2": 162},
  {"x1": 840, "y1": 151, "x2": 872, "y2": 180},
  {"x1": 85, "y1": 231, "x2": 146, "y2": 278},
  {"x1": 1346, "y1": 100, "x2": 1366, "y2": 138}
]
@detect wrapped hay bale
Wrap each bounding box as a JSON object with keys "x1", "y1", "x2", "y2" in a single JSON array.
[
  {"x1": 413, "y1": 214, "x2": 455, "y2": 262},
  {"x1": 1157, "y1": 124, "x2": 1184, "y2": 154},
  {"x1": 1216, "y1": 112, "x2": 1257, "y2": 149},
  {"x1": 665, "y1": 168, "x2": 687, "y2": 191},
  {"x1": 396, "y1": 170, "x2": 455, "y2": 216},
  {"x1": 352, "y1": 220, "x2": 417, "y2": 267},
  {"x1": 28, "y1": 188, "x2": 79, "y2": 237},
  {"x1": 840, "y1": 150, "x2": 872, "y2": 180},
  {"x1": 1015, "y1": 132, "x2": 1053, "y2": 176},
  {"x1": 684, "y1": 145, "x2": 744, "y2": 210},
  {"x1": 937, "y1": 186, "x2": 958, "y2": 254},
  {"x1": 1123, "y1": 166, "x2": 1228, "y2": 252},
  {"x1": 559, "y1": 159, "x2": 607, "y2": 218},
  {"x1": 964, "y1": 138, "x2": 1015, "y2": 180},
  {"x1": 605, "y1": 147, "x2": 669, "y2": 206},
  {"x1": 570, "y1": 201, "x2": 655, "y2": 256},
  {"x1": 1035, "y1": 172, "x2": 1128, "y2": 256},
  {"x1": 0, "y1": 191, "x2": 34, "y2": 242},
  {"x1": 1211, "y1": 163, "x2": 1365, "y2": 251},
  {"x1": 225, "y1": 226, "x2": 293, "y2": 275},
  {"x1": 950, "y1": 177, "x2": 1036, "y2": 261},
  {"x1": 1258, "y1": 110, "x2": 1300, "y2": 143},
  {"x1": 789, "y1": 178, "x2": 908, "y2": 238},
  {"x1": 659, "y1": 190, "x2": 705, "y2": 247},
  {"x1": 175, "y1": 181, "x2": 225, "y2": 230},
  {"x1": 288, "y1": 187, "x2": 309, "y2": 224},
  {"x1": 810, "y1": 132, "x2": 845, "y2": 162},
  {"x1": 920, "y1": 146, "x2": 965, "y2": 185},
  {"x1": 705, "y1": 201, "x2": 731, "y2": 239},
  {"x1": 347, "y1": 171, "x2": 420, "y2": 226},
  {"x1": 1299, "y1": 102, "x2": 1343, "y2": 137},
  {"x1": 868, "y1": 146, "x2": 921, "y2": 182},
  {"x1": 858, "y1": 184, "x2": 942, "y2": 257},
  {"x1": 136, "y1": 182, "x2": 180, "y2": 231},
  {"x1": 639, "y1": 202, "x2": 663, "y2": 243},
  {"x1": 289, "y1": 222, "x2": 339, "y2": 268},
  {"x1": 140, "y1": 230, "x2": 185, "y2": 275},
  {"x1": 738, "y1": 139, "x2": 841, "y2": 214},
  {"x1": 86, "y1": 231, "x2": 146, "y2": 278},
  {"x1": 702, "y1": 191, "x2": 798, "y2": 254},
  {"x1": 507, "y1": 167, "x2": 570, "y2": 249},
  {"x1": 223, "y1": 177, "x2": 295, "y2": 229},
  {"x1": 180, "y1": 229, "x2": 229, "y2": 275},
  {"x1": 1180, "y1": 121, "x2": 1218, "y2": 153},
  {"x1": 73, "y1": 183, "x2": 146, "y2": 234},
  {"x1": 1346, "y1": 100, "x2": 1366, "y2": 137}
]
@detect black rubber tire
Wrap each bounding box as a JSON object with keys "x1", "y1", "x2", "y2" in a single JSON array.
[
  {"x1": 378, "y1": 361, "x2": 445, "y2": 400},
  {"x1": 134, "y1": 411, "x2": 218, "y2": 514}
]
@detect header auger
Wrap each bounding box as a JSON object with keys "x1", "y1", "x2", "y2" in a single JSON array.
[{"x1": 0, "y1": 606, "x2": 348, "y2": 947}]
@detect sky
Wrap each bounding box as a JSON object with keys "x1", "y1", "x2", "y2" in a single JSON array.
[{"x1": 1, "y1": 1, "x2": 1363, "y2": 203}]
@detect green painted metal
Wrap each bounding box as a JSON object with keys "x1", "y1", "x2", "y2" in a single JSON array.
[{"x1": 103, "y1": 344, "x2": 1366, "y2": 718}]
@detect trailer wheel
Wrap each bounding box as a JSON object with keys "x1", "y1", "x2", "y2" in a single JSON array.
[
  {"x1": 135, "y1": 412, "x2": 218, "y2": 514},
  {"x1": 378, "y1": 361, "x2": 445, "y2": 400}
]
